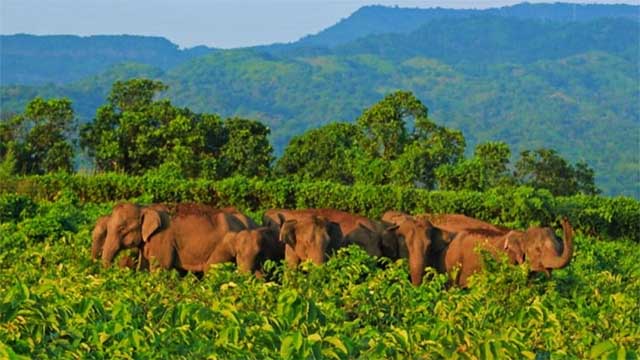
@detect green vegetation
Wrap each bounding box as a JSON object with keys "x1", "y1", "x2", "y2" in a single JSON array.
[
  {"x1": 0, "y1": 98, "x2": 75, "y2": 175},
  {"x1": 0, "y1": 34, "x2": 215, "y2": 85},
  {"x1": 0, "y1": 176, "x2": 638, "y2": 358},
  {"x1": 1, "y1": 173, "x2": 636, "y2": 242},
  {"x1": 2, "y1": 81, "x2": 600, "y2": 199},
  {"x1": 2, "y1": 14, "x2": 637, "y2": 196}
]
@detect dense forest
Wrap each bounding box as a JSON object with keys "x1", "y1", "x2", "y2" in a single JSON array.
[
  {"x1": 1, "y1": 3, "x2": 638, "y2": 198},
  {"x1": 1, "y1": 79, "x2": 601, "y2": 198}
]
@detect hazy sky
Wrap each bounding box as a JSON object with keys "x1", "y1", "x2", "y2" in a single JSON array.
[{"x1": 2, "y1": 0, "x2": 637, "y2": 48}]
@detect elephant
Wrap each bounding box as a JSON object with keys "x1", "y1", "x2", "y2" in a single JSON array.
[
  {"x1": 436, "y1": 229, "x2": 527, "y2": 287},
  {"x1": 223, "y1": 206, "x2": 259, "y2": 229},
  {"x1": 506, "y1": 217, "x2": 574, "y2": 276},
  {"x1": 141, "y1": 203, "x2": 248, "y2": 272},
  {"x1": 384, "y1": 212, "x2": 574, "y2": 286},
  {"x1": 100, "y1": 203, "x2": 170, "y2": 268},
  {"x1": 419, "y1": 213, "x2": 574, "y2": 277},
  {"x1": 264, "y1": 209, "x2": 399, "y2": 259},
  {"x1": 417, "y1": 213, "x2": 508, "y2": 236},
  {"x1": 92, "y1": 213, "x2": 146, "y2": 270},
  {"x1": 215, "y1": 227, "x2": 284, "y2": 274},
  {"x1": 272, "y1": 212, "x2": 344, "y2": 267},
  {"x1": 382, "y1": 211, "x2": 452, "y2": 285}
]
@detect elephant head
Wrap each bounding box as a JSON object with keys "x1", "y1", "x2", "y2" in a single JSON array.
[
  {"x1": 279, "y1": 214, "x2": 340, "y2": 266},
  {"x1": 388, "y1": 217, "x2": 435, "y2": 285},
  {"x1": 518, "y1": 218, "x2": 574, "y2": 276},
  {"x1": 101, "y1": 203, "x2": 166, "y2": 267},
  {"x1": 501, "y1": 231, "x2": 527, "y2": 265},
  {"x1": 224, "y1": 227, "x2": 282, "y2": 273}
]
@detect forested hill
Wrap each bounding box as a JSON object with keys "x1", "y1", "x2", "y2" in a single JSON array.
[
  {"x1": 0, "y1": 34, "x2": 216, "y2": 84},
  {"x1": 298, "y1": 2, "x2": 640, "y2": 47},
  {"x1": 0, "y1": 4, "x2": 638, "y2": 197}
]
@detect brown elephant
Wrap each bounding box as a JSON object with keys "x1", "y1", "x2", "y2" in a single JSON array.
[
  {"x1": 507, "y1": 218, "x2": 574, "y2": 276},
  {"x1": 100, "y1": 203, "x2": 170, "y2": 267},
  {"x1": 417, "y1": 213, "x2": 508, "y2": 235},
  {"x1": 382, "y1": 211, "x2": 453, "y2": 285},
  {"x1": 437, "y1": 229, "x2": 527, "y2": 287},
  {"x1": 214, "y1": 227, "x2": 284, "y2": 274},
  {"x1": 141, "y1": 203, "x2": 248, "y2": 272},
  {"x1": 91, "y1": 214, "x2": 143, "y2": 269},
  {"x1": 265, "y1": 209, "x2": 399, "y2": 259},
  {"x1": 419, "y1": 213, "x2": 574, "y2": 277},
  {"x1": 269, "y1": 211, "x2": 343, "y2": 267},
  {"x1": 223, "y1": 206, "x2": 258, "y2": 229}
]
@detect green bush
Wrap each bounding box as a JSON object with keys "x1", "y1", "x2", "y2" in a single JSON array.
[
  {"x1": 0, "y1": 182, "x2": 638, "y2": 358},
  {"x1": 0, "y1": 194, "x2": 36, "y2": 223},
  {"x1": 1, "y1": 173, "x2": 638, "y2": 241}
]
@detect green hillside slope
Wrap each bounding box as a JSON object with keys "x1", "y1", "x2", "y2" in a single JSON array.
[
  {"x1": 0, "y1": 34, "x2": 215, "y2": 85},
  {"x1": 1, "y1": 15, "x2": 637, "y2": 197},
  {"x1": 299, "y1": 2, "x2": 639, "y2": 47}
]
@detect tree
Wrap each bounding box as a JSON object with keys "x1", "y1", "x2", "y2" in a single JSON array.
[
  {"x1": 474, "y1": 141, "x2": 510, "y2": 176},
  {"x1": 220, "y1": 118, "x2": 274, "y2": 178},
  {"x1": 354, "y1": 91, "x2": 466, "y2": 188},
  {"x1": 574, "y1": 160, "x2": 601, "y2": 195},
  {"x1": 81, "y1": 79, "x2": 229, "y2": 176},
  {"x1": 276, "y1": 122, "x2": 361, "y2": 184},
  {"x1": 356, "y1": 91, "x2": 427, "y2": 160},
  {"x1": 2, "y1": 98, "x2": 75, "y2": 175},
  {"x1": 107, "y1": 79, "x2": 167, "y2": 112},
  {"x1": 514, "y1": 148, "x2": 600, "y2": 196}
]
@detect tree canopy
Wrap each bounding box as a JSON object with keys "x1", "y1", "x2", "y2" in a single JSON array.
[{"x1": 1, "y1": 80, "x2": 600, "y2": 196}]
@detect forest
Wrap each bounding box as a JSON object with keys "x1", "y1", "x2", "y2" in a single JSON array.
[{"x1": 1, "y1": 3, "x2": 638, "y2": 197}]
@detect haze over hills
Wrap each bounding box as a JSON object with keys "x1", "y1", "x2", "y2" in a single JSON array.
[{"x1": 0, "y1": 3, "x2": 638, "y2": 197}]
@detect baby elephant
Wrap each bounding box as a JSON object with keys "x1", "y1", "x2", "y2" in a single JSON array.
[{"x1": 214, "y1": 227, "x2": 284, "y2": 275}]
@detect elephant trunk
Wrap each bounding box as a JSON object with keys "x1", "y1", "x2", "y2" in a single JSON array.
[
  {"x1": 90, "y1": 236, "x2": 104, "y2": 260},
  {"x1": 542, "y1": 218, "x2": 574, "y2": 269},
  {"x1": 409, "y1": 251, "x2": 425, "y2": 286},
  {"x1": 101, "y1": 236, "x2": 121, "y2": 268}
]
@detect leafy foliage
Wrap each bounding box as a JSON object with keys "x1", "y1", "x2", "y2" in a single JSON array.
[
  {"x1": 514, "y1": 148, "x2": 601, "y2": 196},
  {"x1": 0, "y1": 173, "x2": 637, "y2": 243},
  {"x1": 0, "y1": 192, "x2": 638, "y2": 358},
  {"x1": 1, "y1": 14, "x2": 637, "y2": 196},
  {"x1": 78, "y1": 79, "x2": 273, "y2": 178},
  {"x1": 0, "y1": 98, "x2": 75, "y2": 175}
]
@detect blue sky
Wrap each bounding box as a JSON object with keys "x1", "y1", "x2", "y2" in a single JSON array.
[{"x1": 2, "y1": 0, "x2": 637, "y2": 48}]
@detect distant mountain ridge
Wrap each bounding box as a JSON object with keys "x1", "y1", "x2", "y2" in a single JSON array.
[
  {"x1": 0, "y1": 34, "x2": 216, "y2": 85},
  {"x1": 298, "y1": 2, "x2": 640, "y2": 47}
]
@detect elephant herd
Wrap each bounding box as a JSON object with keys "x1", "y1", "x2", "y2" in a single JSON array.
[{"x1": 92, "y1": 203, "x2": 573, "y2": 287}]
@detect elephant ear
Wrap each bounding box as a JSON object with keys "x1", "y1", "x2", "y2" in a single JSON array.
[
  {"x1": 141, "y1": 208, "x2": 163, "y2": 242},
  {"x1": 504, "y1": 231, "x2": 526, "y2": 263},
  {"x1": 280, "y1": 220, "x2": 297, "y2": 247},
  {"x1": 277, "y1": 213, "x2": 287, "y2": 227}
]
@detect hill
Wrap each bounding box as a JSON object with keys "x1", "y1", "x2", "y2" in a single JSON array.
[
  {"x1": 298, "y1": 2, "x2": 639, "y2": 47},
  {"x1": 0, "y1": 34, "x2": 216, "y2": 85},
  {"x1": 0, "y1": 6, "x2": 638, "y2": 197}
]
